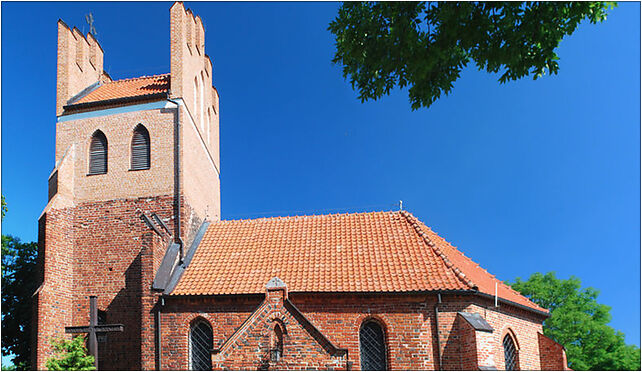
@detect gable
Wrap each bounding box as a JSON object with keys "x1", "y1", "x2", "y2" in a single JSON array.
[{"x1": 211, "y1": 284, "x2": 347, "y2": 370}]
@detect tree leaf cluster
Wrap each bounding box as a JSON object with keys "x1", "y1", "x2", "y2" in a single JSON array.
[
  {"x1": 510, "y1": 272, "x2": 641, "y2": 370},
  {"x1": 45, "y1": 336, "x2": 95, "y2": 371},
  {"x1": 329, "y1": 2, "x2": 615, "y2": 110},
  {"x1": 1, "y1": 235, "x2": 38, "y2": 370}
]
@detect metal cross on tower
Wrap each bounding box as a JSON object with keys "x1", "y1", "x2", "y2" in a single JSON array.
[
  {"x1": 85, "y1": 13, "x2": 98, "y2": 36},
  {"x1": 65, "y1": 296, "x2": 123, "y2": 369}
]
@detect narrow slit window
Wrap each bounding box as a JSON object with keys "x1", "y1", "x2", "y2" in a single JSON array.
[
  {"x1": 270, "y1": 324, "x2": 284, "y2": 362},
  {"x1": 131, "y1": 125, "x2": 150, "y2": 170},
  {"x1": 88, "y1": 130, "x2": 107, "y2": 175}
]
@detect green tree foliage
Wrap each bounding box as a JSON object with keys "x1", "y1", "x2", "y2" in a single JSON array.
[
  {"x1": 1, "y1": 197, "x2": 38, "y2": 370},
  {"x1": 511, "y1": 272, "x2": 641, "y2": 370},
  {"x1": 329, "y1": 2, "x2": 616, "y2": 110},
  {"x1": 1, "y1": 363, "x2": 17, "y2": 371},
  {"x1": 1, "y1": 235, "x2": 38, "y2": 370},
  {"x1": 45, "y1": 336, "x2": 95, "y2": 371},
  {"x1": 2, "y1": 195, "x2": 7, "y2": 220}
]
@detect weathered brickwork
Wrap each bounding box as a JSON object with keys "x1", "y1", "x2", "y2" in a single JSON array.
[
  {"x1": 538, "y1": 332, "x2": 570, "y2": 370},
  {"x1": 55, "y1": 109, "x2": 176, "y2": 204},
  {"x1": 34, "y1": 3, "x2": 571, "y2": 370},
  {"x1": 159, "y1": 296, "x2": 262, "y2": 370},
  {"x1": 180, "y1": 106, "x2": 221, "y2": 222},
  {"x1": 33, "y1": 208, "x2": 74, "y2": 368},
  {"x1": 56, "y1": 20, "x2": 108, "y2": 116},
  {"x1": 457, "y1": 316, "x2": 480, "y2": 370},
  {"x1": 157, "y1": 292, "x2": 551, "y2": 371}
]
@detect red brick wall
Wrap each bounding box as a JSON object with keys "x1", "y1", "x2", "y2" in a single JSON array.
[
  {"x1": 32, "y1": 208, "x2": 74, "y2": 369},
  {"x1": 159, "y1": 296, "x2": 262, "y2": 370},
  {"x1": 538, "y1": 332, "x2": 569, "y2": 370},
  {"x1": 475, "y1": 326, "x2": 496, "y2": 368},
  {"x1": 34, "y1": 206, "x2": 550, "y2": 371},
  {"x1": 457, "y1": 316, "x2": 479, "y2": 370},
  {"x1": 32, "y1": 195, "x2": 203, "y2": 370},
  {"x1": 159, "y1": 292, "x2": 548, "y2": 371}
]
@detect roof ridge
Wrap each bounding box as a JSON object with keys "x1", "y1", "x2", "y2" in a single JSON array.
[
  {"x1": 106, "y1": 73, "x2": 170, "y2": 84},
  {"x1": 218, "y1": 210, "x2": 397, "y2": 224},
  {"x1": 400, "y1": 210, "x2": 477, "y2": 290}
]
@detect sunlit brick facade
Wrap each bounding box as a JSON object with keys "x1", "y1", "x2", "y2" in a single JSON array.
[{"x1": 33, "y1": 2, "x2": 569, "y2": 370}]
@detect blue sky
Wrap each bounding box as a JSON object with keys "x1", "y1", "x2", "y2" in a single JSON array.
[{"x1": 1, "y1": 1, "x2": 640, "y2": 349}]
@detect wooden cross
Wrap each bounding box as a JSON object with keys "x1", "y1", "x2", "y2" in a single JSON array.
[{"x1": 65, "y1": 296, "x2": 123, "y2": 369}]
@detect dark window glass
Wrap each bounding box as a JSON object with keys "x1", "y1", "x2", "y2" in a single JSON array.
[
  {"x1": 360, "y1": 321, "x2": 387, "y2": 370},
  {"x1": 503, "y1": 334, "x2": 518, "y2": 370},
  {"x1": 89, "y1": 130, "x2": 107, "y2": 175},
  {"x1": 270, "y1": 325, "x2": 284, "y2": 362},
  {"x1": 190, "y1": 320, "x2": 213, "y2": 371},
  {"x1": 131, "y1": 125, "x2": 150, "y2": 170}
]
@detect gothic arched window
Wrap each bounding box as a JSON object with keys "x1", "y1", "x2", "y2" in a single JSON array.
[
  {"x1": 206, "y1": 108, "x2": 211, "y2": 145},
  {"x1": 199, "y1": 72, "x2": 205, "y2": 132},
  {"x1": 131, "y1": 125, "x2": 150, "y2": 170},
  {"x1": 193, "y1": 77, "x2": 198, "y2": 122},
  {"x1": 88, "y1": 130, "x2": 107, "y2": 175},
  {"x1": 503, "y1": 333, "x2": 518, "y2": 370},
  {"x1": 270, "y1": 324, "x2": 284, "y2": 362},
  {"x1": 190, "y1": 319, "x2": 213, "y2": 371},
  {"x1": 360, "y1": 320, "x2": 387, "y2": 370}
]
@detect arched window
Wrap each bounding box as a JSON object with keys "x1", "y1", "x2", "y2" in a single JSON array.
[
  {"x1": 131, "y1": 125, "x2": 150, "y2": 170},
  {"x1": 270, "y1": 324, "x2": 284, "y2": 362},
  {"x1": 503, "y1": 333, "x2": 518, "y2": 370},
  {"x1": 206, "y1": 108, "x2": 211, "y2": 145},
  {"x1": 360, "y1": 320, "x2": 387, "y2": 370},
  {"x1": 88, "y1": 130, "x2": 107, "y2": 175},
  {"x1": 190, "y1": 319, "x2": 213, "y2": 371},
  {"x1": 194, "y1": 77, "x2": 198, "y2": 121}
]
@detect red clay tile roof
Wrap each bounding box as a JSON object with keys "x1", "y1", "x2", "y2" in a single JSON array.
[
  {"x1": 171, "y1": 210, "x2": 546, "y2": 314},
  {"x1": 71, "y1": 74, "x2": 170, "y2": 106}
]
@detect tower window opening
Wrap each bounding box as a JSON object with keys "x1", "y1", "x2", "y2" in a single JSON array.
[
  {"x1": 131, "y1": 125, "x2": 150, "y2": 170},
  {"x1": 88, "y1": 130, "x2": 108, "y2": 175}
]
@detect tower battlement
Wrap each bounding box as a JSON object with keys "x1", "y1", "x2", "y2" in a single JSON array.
[
  {"x1": 170, "y1": 2, "x2": 218, "y2": 128},
  {"x1": 56, "y1": 20, "x2": 109, "y2": 116}
]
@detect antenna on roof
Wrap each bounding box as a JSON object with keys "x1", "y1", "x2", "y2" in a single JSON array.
[
  {"x1": 399, "y1": 200, "x2": 403, "y2": 211},
  {"x1": 85, "y1": 13, "x2": 98, "y2": 36},
  {"x1": 494, "y1": 282, "x2": 498, "y2": 307}
]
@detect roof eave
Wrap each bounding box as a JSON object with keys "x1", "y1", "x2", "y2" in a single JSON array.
[
  {"x1": 62, "y1": 92, "x2": 168, "y2": 113},
  {"x1": 165, "y1": 289, "x2": 549, "y2": 317}
]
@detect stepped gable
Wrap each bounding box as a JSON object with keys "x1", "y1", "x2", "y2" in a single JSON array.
[
  {"x1": 170, "y1": 210, "x2": 546, "y2": 313},
  {"x1": 68, "y1": 73, "x2": 170, "y2": 107}
]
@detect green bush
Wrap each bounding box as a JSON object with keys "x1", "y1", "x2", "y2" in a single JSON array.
[{"x1": 45, "y1": 336, "x2": 95, "y2": 371}]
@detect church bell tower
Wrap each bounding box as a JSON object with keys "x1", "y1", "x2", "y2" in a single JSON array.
[{"x1": 33, "y1": 3, "x2": 220, "y2": 369}]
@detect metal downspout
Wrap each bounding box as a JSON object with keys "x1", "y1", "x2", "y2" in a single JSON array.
[
  {"x1": 155, "y1": 296, "x2": 165, "y2": 370},
  {"x1": 434, "y1": 292, "x2": 443, "y2": 371},
  {"x1": 167, "y1": 97, "x2": 185, "y2": 263}
]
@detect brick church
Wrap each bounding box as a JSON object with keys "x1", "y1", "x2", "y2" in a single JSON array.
[{"x1": 32, "y1": 3, "x2": 570, "y2": 370}]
